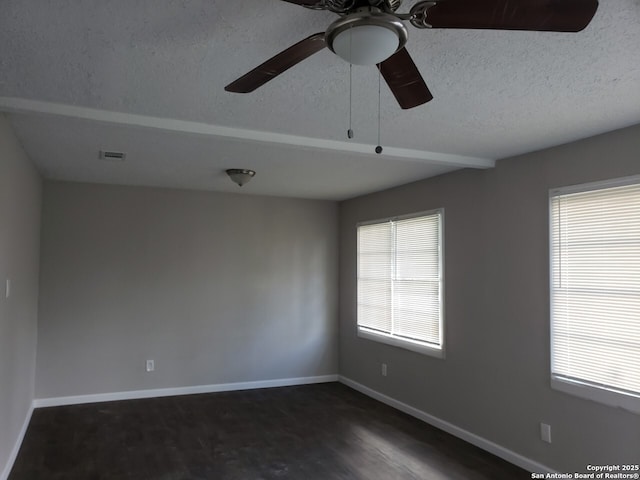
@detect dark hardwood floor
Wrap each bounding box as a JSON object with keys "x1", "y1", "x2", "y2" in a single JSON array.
[{"x1": 10, "y1": 382, "x2": 528, "y2": 479}]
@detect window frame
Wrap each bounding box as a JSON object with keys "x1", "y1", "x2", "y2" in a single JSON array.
[
  {"x1": 549, "y1": 175, "x2": 640, "y2": 414},
  {"x1": 356, "y1": 209, "x2": 445, "y2": 359}
]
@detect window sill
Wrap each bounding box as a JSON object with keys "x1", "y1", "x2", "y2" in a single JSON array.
[
  {"x1": 357, "y1": 328, "x2": 445, "y2": 359},
  {"x1": 551, "y1": 376, "x2": 640, "y2": 415}
]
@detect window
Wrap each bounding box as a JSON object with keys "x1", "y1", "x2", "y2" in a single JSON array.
[
  {"x1": 550, "y1": 176, "x2": 640, "y2": 414},
  {"x1": 357, "y1": 210, "x2": 444, "y2": 358}
]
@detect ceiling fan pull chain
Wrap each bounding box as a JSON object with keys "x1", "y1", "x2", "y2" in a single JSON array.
[
  {"x1": 347, "y1": 62, "x2": 354, "y2": 139},
  {"x1": 375, "y1": 67, "x2": 383, "y2": 154},
  {"x1": 347, "y1": 26, "x2": 354, "y2": 139}
]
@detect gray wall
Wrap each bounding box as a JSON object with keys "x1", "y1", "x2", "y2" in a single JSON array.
[
  {"x1": 339, "y1": 124, "x2": 640, "y2": 472},
  {"x1": 36, "y1": 182, "x2": 338, "y2": 398},
  {"x1": 0, "y1": 115, "x2": 41, "y2": 473}
]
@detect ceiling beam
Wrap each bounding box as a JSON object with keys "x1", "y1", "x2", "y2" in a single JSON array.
[{"x1": 0, "y1": 97, "x2": 495, "y2": 169}]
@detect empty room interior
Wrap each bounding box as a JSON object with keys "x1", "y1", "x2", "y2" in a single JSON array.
[{"x1": 1, "y1": 0, "x2": 640, "y2": 478}]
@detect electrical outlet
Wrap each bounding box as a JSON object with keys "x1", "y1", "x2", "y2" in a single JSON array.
[
  {"x1": 5, "y1": 279, "x2": 10, "y2": 299},
  {"x1": 146, "y1": 359, "x2": 155, "y2": 372},
  {"x1": 540, "y1": 423, "x2": 552, "y2": 443},
  {"x1": 381, "y1": 363, "x2": 387, "y2": 377}
]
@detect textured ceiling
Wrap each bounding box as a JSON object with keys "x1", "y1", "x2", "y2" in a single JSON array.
[{"x1": 1, "y1": 0, "x2": 639, "y2": 200}]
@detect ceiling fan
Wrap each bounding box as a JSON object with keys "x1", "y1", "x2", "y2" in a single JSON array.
[{"x1": 225, "y1": 0, "x2": 599, "y2": 109}]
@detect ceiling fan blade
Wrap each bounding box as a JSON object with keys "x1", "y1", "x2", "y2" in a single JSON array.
[
  {"x1": 225, "y1": 33, "x2": 326, "y2": 93},
  {"x1": 279, "y1": 0, "x2": 326, "y2": 6},
  {"x1": 378, "y1": 48, "x2": 433, "y2": 110},
  {"x1": 424, "y1": 0, "x2": 599, "y2": 32}
]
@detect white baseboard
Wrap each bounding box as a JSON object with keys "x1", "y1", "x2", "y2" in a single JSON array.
[
  {"x1": 1, "y1": 403, "x2": 34, "y2": 480},
  {"x1": 338, "y1": 375, "x2": 554, "y2": 474},
  {"x1": 33, "y1": 374, "x2": 339, "y2": 408}
]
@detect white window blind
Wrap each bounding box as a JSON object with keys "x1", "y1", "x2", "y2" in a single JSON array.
[
  {"x1": 357, "y1": 211, "x2": 443, "y2": 356},
  {"x1": 550, "y1": 179, "x2": 640, "y2": 411}
]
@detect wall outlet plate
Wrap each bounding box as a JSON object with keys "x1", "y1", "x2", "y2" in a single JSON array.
[
  {"x1": 540, "y1": 423, "x2": 552, "y2": 443},
  {"x1": 146, "y1": 359, "x2": 155, "y2": 372}
]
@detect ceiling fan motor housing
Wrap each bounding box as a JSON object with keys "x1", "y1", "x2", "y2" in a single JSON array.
[
  {"x1": 320, "y1": 0, "x2": 403, "y2": 13},
  {"x1": 385, "y1": 0, "x2": 402, "y2": 12}
]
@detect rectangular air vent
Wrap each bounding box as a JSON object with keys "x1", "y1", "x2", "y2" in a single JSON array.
[{"x1": 99, "y1": 150, "x2": 126, "y2": 161}]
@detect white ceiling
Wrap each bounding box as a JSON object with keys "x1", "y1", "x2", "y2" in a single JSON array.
[{"x1": 1, "y1": 0, "x2": 639, "y2": 200}]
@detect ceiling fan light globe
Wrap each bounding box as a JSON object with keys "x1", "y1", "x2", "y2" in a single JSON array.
[
  {"x1": 326, "y1": 10, "x2": 408, "y2": 66},
  {"x1": 332, "y1": 25, "x2": 400, "y2": 65}
]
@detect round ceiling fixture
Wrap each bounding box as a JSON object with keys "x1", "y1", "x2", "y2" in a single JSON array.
[
  {"x1": 326, "y1": 8, "x2": 408, "y2": 66},
  {"x1": 226, "y1": 169, "x2": 256, "y2": 187}
]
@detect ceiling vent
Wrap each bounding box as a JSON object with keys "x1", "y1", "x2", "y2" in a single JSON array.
[{"x1": 99, "y1": 150, "x2": 126, "y2": 161}]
